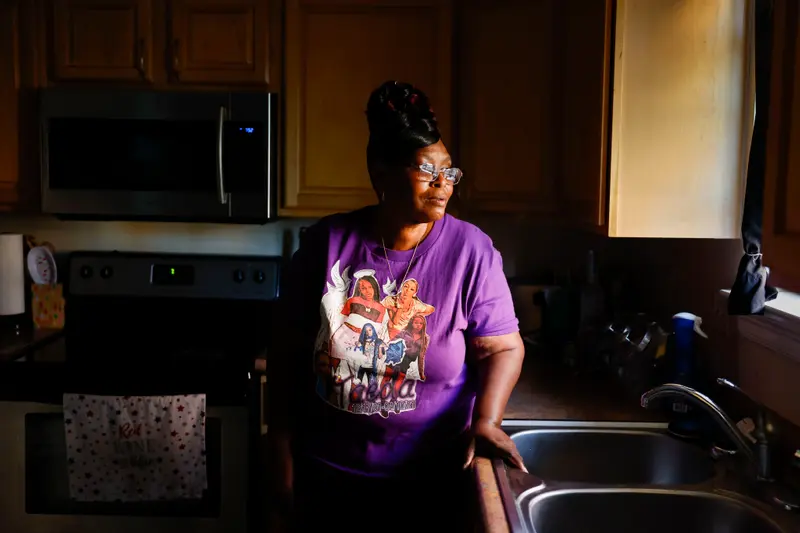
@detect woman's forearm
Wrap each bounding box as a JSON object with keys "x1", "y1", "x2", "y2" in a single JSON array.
[{"x1": 471, "y1": 333, "x2": 525, "y2": 426}]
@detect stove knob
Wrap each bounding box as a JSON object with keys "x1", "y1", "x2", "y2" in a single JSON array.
[
  {"x1": 233, "y1": 269, "x2": 245, "y2": 283},
  {"x1": 80, "y1": 265, "x2": 93, "y2": 279},
  {"x1": 254, "y1": 270, "x2": 266, "y2": 283},
  {"x1": 100, "y1": 266, "x2": 114, "y2": 279}
]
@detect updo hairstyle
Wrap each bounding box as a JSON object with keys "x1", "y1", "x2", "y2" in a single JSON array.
[{"x1": 365, "y1": 81, "x2": 441, "y2": 170}]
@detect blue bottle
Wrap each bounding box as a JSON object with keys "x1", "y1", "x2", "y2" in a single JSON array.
[
  {"x1": 672, "y1": 312, "x2": 708, "y2": 386},
  {"x1": 667, "y1": 312, "x2": 708, "y2": 438}
]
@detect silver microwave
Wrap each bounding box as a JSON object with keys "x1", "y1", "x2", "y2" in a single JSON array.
[{"x1": 39, "y1": 88, "x2": 278, "y2": 224}]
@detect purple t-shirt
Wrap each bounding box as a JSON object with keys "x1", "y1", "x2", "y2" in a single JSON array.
[{"x1": 285, "y1": 206, "x2": 518, "y2": 477}]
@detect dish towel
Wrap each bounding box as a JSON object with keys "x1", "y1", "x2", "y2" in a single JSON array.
[{"x1": 63, "y1": 393, "x2": 207, "y2": 502}]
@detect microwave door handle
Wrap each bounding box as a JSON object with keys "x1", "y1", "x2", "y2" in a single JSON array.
[
  {"x1": 266, "y1": 96, "x2": 273, "y2": 219},
  {"x1": 216, "y1": 106, "x2": 228, "y2": 205}
]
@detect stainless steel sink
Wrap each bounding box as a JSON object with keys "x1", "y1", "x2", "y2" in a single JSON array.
[
  {"x1": 522, "y1": 489, "x2": 784, "y2": 533},
  {"x1": 496, "y1": 421, "x2": 795, "y2": 533},
  {"x1": 510, "y1": 428, "x2": 715, "y2": 485}
]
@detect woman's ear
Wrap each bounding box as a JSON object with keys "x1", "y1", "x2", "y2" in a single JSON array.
[{"x1": 368, "y1": 161, "x2": 387, "y2": 198}]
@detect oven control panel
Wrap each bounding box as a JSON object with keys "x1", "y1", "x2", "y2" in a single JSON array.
[{"x1": 69, "y1": 252, "x2": 281, "y2": 300}]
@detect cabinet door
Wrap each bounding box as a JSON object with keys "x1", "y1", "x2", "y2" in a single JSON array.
[
  {"x1": 51, "y1": 0, "x2": 153, "y2": 82},
  {"x1": 283, "y1": 0, "x2": 453, "y2": 216},
  {"x1": 170, "y1": 0, "x2": 270, "y2": 85},
  {"x1": 0, "y1": 0, "x2": 19, "y2": 209},
  {"x1": 558, "y1": 0, "x2": 613, "y2": 228},
  {"x1": 763, "y1": 0, "x2": 800, "y2": 293},
  {"x1": 456, "y1": 0, "x2": 558, "y2": 214}
]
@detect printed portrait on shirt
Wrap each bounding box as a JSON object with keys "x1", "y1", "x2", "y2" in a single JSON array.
[
  {"x1": 314, "y1": 261, "x2": 435, "y2": 418},
  {"x1": 381, "y1": 279, "x2": 434, "y2": 339}
]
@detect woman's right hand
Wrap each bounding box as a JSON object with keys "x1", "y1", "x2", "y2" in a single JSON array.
[{"x1": 266, "y1": 429, "x2": 294, "y2": 532}]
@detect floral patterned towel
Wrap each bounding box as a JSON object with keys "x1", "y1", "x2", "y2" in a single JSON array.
[{"x1": 63, "y1": 393, "x2": 207, "y2": 502}]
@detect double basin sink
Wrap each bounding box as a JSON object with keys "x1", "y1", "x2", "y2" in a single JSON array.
[{"x1": 496, "y1": 421, "x2": 792, "y2": 533}]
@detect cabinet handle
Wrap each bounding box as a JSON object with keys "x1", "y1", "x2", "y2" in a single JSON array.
[
  {"x1": 173, "y1": 39, "x2": 181, "y2": 74},
  {"x1": 137, "y1": 38, "x2": 145, "y2": 76}
]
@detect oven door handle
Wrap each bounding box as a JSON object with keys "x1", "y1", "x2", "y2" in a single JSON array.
[
  {"x1": 216, "y1": 106, "x2": 228, "y2": 205},
  {"x1": 254, "y1": 357, "x2": 268, "y2": 435},
  {"x1": 260, "y1": 374, "x2": 268, "y2": 435}
]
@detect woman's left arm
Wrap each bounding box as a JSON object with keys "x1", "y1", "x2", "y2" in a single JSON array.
[
  {"x1": 462, "y1": 243, "x2": 527, "y2": 471},
  {"x1": 471, "y1": 332, "x2": 525, "y2": 427},
  {"x1": 465, "y1": 332, "x2": 527, "y2": 471}
]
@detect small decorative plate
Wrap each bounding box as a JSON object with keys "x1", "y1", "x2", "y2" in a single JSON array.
[{"x1": 27, "y1": 245, "x2": 58, "y2": 285}]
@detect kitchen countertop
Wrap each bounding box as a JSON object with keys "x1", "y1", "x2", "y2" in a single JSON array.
[
  {"x1": 0, "y1": 328, "x2": 63, "y2": 363},
  {"x1": 503, "y1": 351, "x2": 664, "y2": 422},
  {"x1": 475, "y1": 351, "x2": 665, "y2": 533}
]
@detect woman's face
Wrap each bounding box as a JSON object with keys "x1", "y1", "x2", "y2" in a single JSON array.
[
  {"x1": 383, "y1": 140, "x2": 455, "y2": 223},
  {"x1": 411, "y1": 316, "x2": 424, "y2": 332},
  {"x1": 358, "y1": 279, "x2": 375, "y2": 301},
  {"x1": 363, "y1": 324, "x2": 375, "y2": 337},
  {"x1": 401, "y1": 280, "x2": 418, "y2": 298}
]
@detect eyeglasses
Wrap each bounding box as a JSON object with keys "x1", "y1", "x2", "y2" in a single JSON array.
[{"x1": 411, "y1": 163, "x2": 463, "y2": 185}]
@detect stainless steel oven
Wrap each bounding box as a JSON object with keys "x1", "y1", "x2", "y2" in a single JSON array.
[
  {"x1": 39, "y1": 89, "x2": 278, "y2": 224},
  {"x1": 0, "y1": 401, "x2": 252, "y2": 533},
  {"x1": 0, "y1": 252, "x2": 278, "y2": 533}
]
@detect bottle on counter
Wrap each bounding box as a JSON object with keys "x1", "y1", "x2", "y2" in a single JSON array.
[{"x1": 665, "y1": 312, "x2": 709, "y2": 439}]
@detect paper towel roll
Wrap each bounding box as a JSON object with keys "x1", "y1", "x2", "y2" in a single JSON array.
[{"x1": 0, "y1": 233, "x2": 25, "y2": 316}]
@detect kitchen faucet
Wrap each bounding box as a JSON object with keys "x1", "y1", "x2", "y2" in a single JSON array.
[
  {"x1": 641, "y1": 379, "x2": 800, "y2": 512},
  {"x1": 640, "y1": 380, "x2": 759, "y2": 473},
  {"x1": 715, "y1": 378, "x2": 772, "y2": 480}
]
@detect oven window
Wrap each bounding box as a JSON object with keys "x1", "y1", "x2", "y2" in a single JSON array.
[
  {"x1": 25, "y1": 413, "x2": 222, "y2": 516},
  {"x1": 46, "y1": 118, "x2": 265, "y2": 194}
]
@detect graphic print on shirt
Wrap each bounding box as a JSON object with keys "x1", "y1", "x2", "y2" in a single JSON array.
[{"x1": 314, "y1": 260, "x2": 434, "y2": 418}]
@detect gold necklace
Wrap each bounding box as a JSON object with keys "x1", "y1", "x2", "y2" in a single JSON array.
[{"x1": 381, "y1": 224, "x2": 427, "y2": 293}]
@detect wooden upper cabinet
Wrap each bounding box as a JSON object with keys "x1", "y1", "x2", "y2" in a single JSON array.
[
  {"x1": 51, "y1": 0, "x2": 154, "y2": 82},
  {"x1": 46, "y1": 0, "x2": 270, "y2": 87},
  {"x1": 282, "y1": 0, "x2": 452, "y2": 217},
  {"x1": 763, "y1": 0, "x2": 800, "y2": 293},
  {"x1": 557, "y1": 0, "x2": 613, "y2": 228},
  {"x1": 170, "y1": 0, "x2": 270, "y2": 85},
  {"x1": 457, "y1": 0, "x2": 558, "y2": 215},
  {"x1": 0, "y1": 0, "x2": 20, "y2": 209}
]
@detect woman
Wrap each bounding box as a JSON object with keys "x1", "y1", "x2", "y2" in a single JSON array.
[
  {"x1": 354, "y1": 322, "x2": 384, "y2": 386},
  {"x1": 382, "y1": 278, "x2": 435, "y2": 339},
  {"x1": 322, "y1": 273, "x2": 385, "y2": 407},
  {"x1": 268, "y1": 81, "x2": 526, "y2": 532},
  {"x1": 383, "y1": 313, "x2": 430, "y2": 391}
]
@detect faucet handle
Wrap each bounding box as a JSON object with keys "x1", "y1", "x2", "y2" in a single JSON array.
[
  {"x1": 717, "y1": 377, "x2": 744, "y2": 394},
  {"x1": 716, "y1": 377, "x2": 765, "y2": 412},
  {"x1": 718, "y1": 377, "x2": 771, "y2": 465}
]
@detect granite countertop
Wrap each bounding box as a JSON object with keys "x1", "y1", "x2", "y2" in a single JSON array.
[
  {"x1": 475, "y1": 351, "x2": 665, "y2": 533},
  {"x1": 503, "y1": 351, "x2": 663, "y2": 422},
  {"x1": 0, "y1": 328, "x2": 63, "y2": 363}
]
